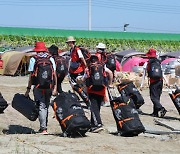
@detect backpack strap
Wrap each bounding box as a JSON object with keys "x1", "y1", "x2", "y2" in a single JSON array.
[{"x1": 149, "y1": 58, "x2": 160, "y2": 64}]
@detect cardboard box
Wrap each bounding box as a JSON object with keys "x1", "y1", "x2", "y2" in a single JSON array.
[
  {"x1": 134, "y1": 76, "x2": 148, "y2": 88},
  {"x1": 166, "y1": 74, "x2": 180, "y2": 86},
  {"x1": 168, "y1": 78, "x2": 178, "y2": 85}
]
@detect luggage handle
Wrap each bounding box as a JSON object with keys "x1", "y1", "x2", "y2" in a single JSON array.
[
  {"x1": 23, "y1": 94, "x2": 32, "y2": 101},
  {"x1": 107, "y1": 87, "x2": 113, "y2": 101},
  {"x1": 107, "y1": 86, "x2": 119, "y2": 102}
]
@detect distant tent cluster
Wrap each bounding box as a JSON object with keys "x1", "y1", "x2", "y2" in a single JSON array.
[
  {"x1": 1, "y1": 47, "x2": 180, "y2": 76},
  {"x1": 0, "y1": 46, "x2": 36, "y2": 76}
]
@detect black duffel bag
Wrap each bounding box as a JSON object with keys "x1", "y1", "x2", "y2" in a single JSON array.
[
  {"x1": 110, "y1": 96, "x2": 145, "y2": 136},
  {"x1": 51, "y1": 91, "x2": 91, "y2": 137},
  {"x1": 12, "y1": 93, "x2": 39, "y2": 121},
  {"x1": 117, "y1": 81, "x2": 145, "y2": 109}
]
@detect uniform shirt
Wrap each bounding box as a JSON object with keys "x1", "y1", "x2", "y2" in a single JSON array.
[
  {"x1": 70, "y1": 46, "x2": 84, "y2": 60},
  {"x1": 140, "y1": 60, "x2": 162, "y2": 88},
  {"x1": 28, "y1": 53, "x2": 56, "y2": 72},
  {"x1": 69, "y1": 46, "x2": 85, "y2": 74},
  {"x1": 146, "y1": 60, "x2": 162, "y2": 83},
  {"x1": 95, "y1": 51, "x2": 107, "y2": 64}
]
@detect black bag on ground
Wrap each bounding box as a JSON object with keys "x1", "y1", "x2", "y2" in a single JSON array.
[
  {"x1": 51, "y1": 92, "x2": 91, "y2": 137},
  {"x1": 117, "y1": 82, "x2": 145, "y2": 109},
  {"x1": 169, "y1": 88, "x2": 180, "y2": 115},
  {"x1": 109, "y1": 96, "x2": 145, "y2": 136},
  {"x1": 148, "y1": 58, "x2": 162, "y2": 79},
  {"x1": 0, "y1": 92, "x2": 8, "y2": 113},
  {"x1": 12, "y1": 93, "x2": 39, "y2": 121}
]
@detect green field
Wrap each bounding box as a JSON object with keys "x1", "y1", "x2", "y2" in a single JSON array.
[{"x1": 0, "y1": 27, "x2": 180, "y2": 53}]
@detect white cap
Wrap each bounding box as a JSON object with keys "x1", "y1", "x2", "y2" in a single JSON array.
[{"x1": 96, "y1": 43, "x2": 106, "y2": 49}]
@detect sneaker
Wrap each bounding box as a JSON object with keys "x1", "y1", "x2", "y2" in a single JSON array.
[
  {"x1": 159, "y1": 107, "x2": 167, "y2": 118},
  {"x1": 102, "y1": 101, "x2": 110, "y2": 107},
  {"x1": 90, "y1": 124, "x2": 104, "y2": 133},
  {"x1": 38, "y1": 129, "x2": 48, "y2": 135},
  {"x1": 150, "y1": 112, "x2": 159, "y2": 117}
]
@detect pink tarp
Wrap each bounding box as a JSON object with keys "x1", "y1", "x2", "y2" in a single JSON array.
[
  {"x1": 161, "y1": 58, "x2": 176, "y2": 64},
  {"x1": 0, "y1": 60, "x2": 3, "y2": 69},
  {"x1": 122, "y1": 57, "x2": 148, "y2": 72},
  {"x1": 116, "y1": 60, "x2": 121, "y2": 71}
]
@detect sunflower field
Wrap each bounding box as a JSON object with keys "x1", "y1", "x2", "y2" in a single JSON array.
[{"x1": 0, "y1": 34, "x2": 180, "y2": 53}]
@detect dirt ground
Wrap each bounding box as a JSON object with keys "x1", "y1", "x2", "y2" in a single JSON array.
[{"x1": 0, "y1": 76, "x2": 180, "y2": 154}]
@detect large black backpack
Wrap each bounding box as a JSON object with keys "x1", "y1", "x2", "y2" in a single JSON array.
[
  {"x1": 51, "y1": 92, "x2": 91, "y2": 137},
  {"x1": 32, "y1": 56, "x2": 54, "y2": 89},
  {"x1": 86, "y1": 63, "x2": 107, "y2": 91},
  {"x1": 0, "y1": 92, "x2": 8, "y2": 113},
  {"x1": 105, "y1": 53, "x2": 116, "y2": 72},
  {"x1": 54, "y1": 56, "x2": 68, "y2": 79},
  {"x1": 79, "y1": 47, "x2": 91, "y2": 65},
  {"x1": 117, "y1": 82, "x2": 145, "y2": 109},
  {"x1": 148, "y1": 58, "x2": 162, "y2": 79}
]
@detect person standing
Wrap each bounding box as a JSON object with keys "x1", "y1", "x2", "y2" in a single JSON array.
[
  {"x1": 85, "y1": 55, "x2": 113, "y2": 132},
  {"x1": 140, "y1": 48, "x2": 167, "y2": 117},
  {"x1": 66, "y1": 36, "x2": 90, "y2": 108},
  {"x1": 48, "y1": 45, "x2": 68, "y2": 93},
  {"x1": 95, "y1": 42, "x2": 107, "y2": 64},
  {"x1": 95, "y1": 43, "x2": 111, "y2": 107},
  {"x1": 25, "y1": 42, "x2": 57, "y2": 134}
]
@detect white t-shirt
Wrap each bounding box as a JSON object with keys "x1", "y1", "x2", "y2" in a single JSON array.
[
  {"x1": 28, "y1": 56, "x2": 56, "y2": 72},
  {"x1": 140, "y1": 62, "x2": 147, "y2": 88},
  {"x1": 77, "y1": 49, "x2": 83, "y2": 58}
]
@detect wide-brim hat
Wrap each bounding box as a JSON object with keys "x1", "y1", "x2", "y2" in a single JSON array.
[
  {"x1": 66, "y1": 36, "x2": 76, "y2": 43},
  {"x1": 96, "y1": 43, "x2": 106, "y2": 49},
  {"x1": 48, "y1": 45, "x2": 58, "y2": 56},
  {"x1": 34, "y1": 42, "x2": 47, "y2": 52},
  {"x1": 146, "y1": 48, "x2": 157, "y2": 58}
]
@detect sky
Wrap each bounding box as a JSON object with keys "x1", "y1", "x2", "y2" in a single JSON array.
[{"x1": 0, "y1": 0, "x2": 180, "y2": 33}]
